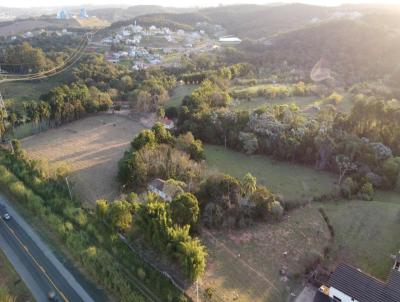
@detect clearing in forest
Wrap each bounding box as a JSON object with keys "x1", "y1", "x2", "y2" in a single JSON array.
[
  {"x1": 205, "y1": 144, "x2": 336, "y2": 201},
  {"x1": 21, "y1": 113, "x2": 143, "y2": 204}
]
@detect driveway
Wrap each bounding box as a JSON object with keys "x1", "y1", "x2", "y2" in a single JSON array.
[{"x1": 295, "y1": 286, "x2": 317, "y2": 302}]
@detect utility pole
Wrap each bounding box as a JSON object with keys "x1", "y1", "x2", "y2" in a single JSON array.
[
  {"x1": 9, "y1": 141, "x2": 14, "y2": 153},
  {"x1": 196, "y1": 280, "x2": 199, "y2": 302},
  {"x1": 0, "y1": 92, "x2": 5, "y2": 110},
  {"x1": 65, "y1": 177, "x2": 72, "y2": 200}
]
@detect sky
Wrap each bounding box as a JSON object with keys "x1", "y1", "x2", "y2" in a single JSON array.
[{"x1": 1, "y1": 0, "x2": 400, "y2": 8}]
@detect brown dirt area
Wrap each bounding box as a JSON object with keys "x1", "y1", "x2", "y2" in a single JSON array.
[
  {"x1": 190, "y1": 206, "x2": 331, "y2": 302},
  {"x1": 21, "y1": 113, "x2": 144, "y2": 205}
]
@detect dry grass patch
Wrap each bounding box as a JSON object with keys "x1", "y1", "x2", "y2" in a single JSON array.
[
  {"x1": 191, "y1": 206, "x2": 330, "y2": 302},
  {"x1": 21, "y1": 113, "x2": 143, "y2": 204}
]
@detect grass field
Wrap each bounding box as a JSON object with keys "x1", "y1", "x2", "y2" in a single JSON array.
[
  {"x1": 0, "y1": 72, "x2": 73, "y2": 104},
  {"x1": 233, "y1": 96, "x2": 318, "y2": 111},
  {"x1": 317, "y1": 191, "x2": 400, "y2": 279},
  {"x1": 0, "y1": 249, "x2": 33, "y2": 302},
  {"x1": 192, "y1": 205, "x2": 330, "y2": 302},
  {"x1": 21, "y1": 113, "x2": 143, "y2": 204},
  {"x1": 164, "y1": 84, "x2": 198, "y2": 108},
  {"x1": 205, "y1": 144, "x2": 336, "y2": 201}
]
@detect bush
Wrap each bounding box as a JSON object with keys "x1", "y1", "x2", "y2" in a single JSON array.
[{"x1": 359, "y1": 181, "x2": 374, "y2": 201}]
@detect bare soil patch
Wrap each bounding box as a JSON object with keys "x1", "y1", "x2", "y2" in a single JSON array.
[{"x1": 21, "y1": 113, "x2": 144, "y2": 204}]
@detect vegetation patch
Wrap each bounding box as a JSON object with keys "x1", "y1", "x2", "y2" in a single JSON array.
[
  {"x1": 194, "y1": 205, "x2": 330, "y2": 302},
  {"x1": 0, "y1": 249, "x2": 33, "y2": 302},
  {"x1": 316, "y1": 192, "x2": 400, "y2": 279},
  {"x1": 204, "y1": 144, "x2": 336, "y2": 201},
  {"x1": 165, "y1": 84, "x2": 199, "y2": 108}
]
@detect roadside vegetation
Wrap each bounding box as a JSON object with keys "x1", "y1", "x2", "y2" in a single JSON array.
[
  {"x1": 0, "y1": 141, "x2": 188, "y2": 302},
  {"x1": 0, "y1": 249, "x2": 33, "y2": 302}
]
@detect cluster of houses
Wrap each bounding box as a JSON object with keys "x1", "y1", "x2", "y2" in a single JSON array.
[
  {"x1": 100, "y1": 21, "x2": 218, "y2": 70},
  {"x1": 7, "y1": 28, "x2": 76, "y2": 41}
]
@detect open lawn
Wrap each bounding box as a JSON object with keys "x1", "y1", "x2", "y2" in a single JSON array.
[
  {"x1": 0, "y1": 249, "x2": 33, "y2": 302},
  {"x1": 233, "y1": 96, "x2": 318, "y2": 111},
  {"x1": 192, "y1": 206, "x2": 330, "y2": 302},
  {"x1": 164, "y1": 84, "x2": 198, "y2": 108},
  {"x1": 0, "y1": 72, "x2": 73, "y2": 104},
  {"x1": 21, "y1": 113, "x2": 143, "y2": 204},
  {"x1": 205, "y1": 144, "x2": 336, "y2": 201},
  {"x1": 316, "y1": 191, "x2": 400, "y2": 279}
]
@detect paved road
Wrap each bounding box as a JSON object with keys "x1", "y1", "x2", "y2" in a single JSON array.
[{"x1": 0, "y1": 195, "x2": 95, "y2": 302}]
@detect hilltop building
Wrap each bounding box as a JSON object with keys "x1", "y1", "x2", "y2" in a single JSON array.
[
  {"x1": 80, "y1": 8, "x2": 89, "y2": 19},
  {"x1": 219, "y1": 36, "x2": 242, "y2": 45},
  {"x1": 56, "y1": 9, "x2": 69, "y2": 20}
]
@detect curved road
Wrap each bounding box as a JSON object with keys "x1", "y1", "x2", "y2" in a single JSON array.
[{"x1": 0, "y1": 194, "x2": 95, "y2": 302}]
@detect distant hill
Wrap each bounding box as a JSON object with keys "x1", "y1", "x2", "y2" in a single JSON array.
[
  {"x1": 260, "y1": 19, "x2": 400, "y2": 85},
  {"x1": 200, "y1": 3, "x2": 332, "y2": 38},
  {"x1": 0, "y1": 18, "x2": 81, "y2": 36},
  {"x1": 88, "y1": 5, "x2": 195, "y2": 23}
]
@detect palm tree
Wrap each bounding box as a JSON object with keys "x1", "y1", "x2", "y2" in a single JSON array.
[
  {"x1": 241, "y1": 173, "x2": 257, "y2": 198},
  {"x1": 38, "y1": 101, "x2": 50, "y2": 130}
]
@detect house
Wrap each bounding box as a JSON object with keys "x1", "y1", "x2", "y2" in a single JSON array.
[
  {"x1": 219, "y1": 36, "x2": 242, "y2": 45},
  {"x1": 319, "y1": 256, "x2": 400, "y2": 302},
  {"x1": 23, "y1": 31, "x2": 33, "y2": 38},
  {"x1": 162, "y1": 117, "x2": 174, "y2": 130},
  {"x1": 148, "y1": 179, "x2": 172, "y2": 202}
]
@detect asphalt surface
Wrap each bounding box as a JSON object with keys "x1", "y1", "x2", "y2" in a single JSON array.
[{"x1": 0, "y1": 203, "x2": 87, "y2": 302}]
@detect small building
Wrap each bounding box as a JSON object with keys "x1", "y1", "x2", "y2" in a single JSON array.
[
  {"x1": 319, "y1": 256, "x2": 400, "y2": 302},
  {"x1": 80, "y1": 8, "x2": 89, "y2": 19},
  {"x1": 23, "y1": 31, "x2": 33, "y2": 38},
  {"x1": 57, "y1": 9, "x2": 69, "y2": 20},
  {"x1": 218, "y1": 36, "x2": 242, "y2": 45},
  {"x1": 148, "y1": 179, "x2": 172, "y2": 202},
  {"x1": 162, "y1": 117, "x2": 174, "y2": 130}
]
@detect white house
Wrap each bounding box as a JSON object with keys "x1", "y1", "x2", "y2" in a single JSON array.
[
  {"x1": 122, "y1": 29, "x2": 131, "y2": 36},
  {"x1": 148, "y1": 179, "x2": 172, "y2": 202},
  {"x1": 319, "y1": 257, "x2": 400, "y2": 302},
  {"x1": 219, "y1": 36, "x2": 242, "y2": 45}
]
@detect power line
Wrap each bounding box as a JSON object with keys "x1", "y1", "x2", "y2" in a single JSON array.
[{"x1": 0, "y1": 30, "x2": 99, "y2": 84}]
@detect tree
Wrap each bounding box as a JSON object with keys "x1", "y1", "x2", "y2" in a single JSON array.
[
  {"x1": 108, "y1": 200, "x2": 133, "y2": 232},
  {"x1": 336, "y1": 155, "x2": 357, "y2": 184},
  {"x1": 241, "y1": 173, "x2": 257, "y2": 197},
  {"x1": 131, "y1": 129, "x2": 156, "y2": 150},
  {"x1": 175, "y1": 132, "x2": 204, "y2": 161},
  {"x1": 0, "y1": 108, "x2": 7, "y2": 139},
  {"x1": 270, "y1": 201, "x2": 284, "y2": 220},
  {"x1": 96, "y1": 199, "x2": 109, "y2": 221},
  {"x1": 250, "y1": 186, "x2": 274, "y2": 219},
  {"x1": 170, "y1": 193, "x2": 200, "y2": 228},
  {"x1": 152, "y1": 123, "x2": 172, "y2": 144}
]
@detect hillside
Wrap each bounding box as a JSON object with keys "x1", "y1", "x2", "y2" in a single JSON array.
[
  {"x1": 88, "y1": 5, "x2": 195, "y2": 23},
  {"x1": 0, "y1": 18, "x2": 81, "y2": 36},
  {"x1": 200, "y1": 3, "x2": 332, "y2": 38},
  {"x1": 261, "y1": 19, "x2": 400, "y2": 85}
]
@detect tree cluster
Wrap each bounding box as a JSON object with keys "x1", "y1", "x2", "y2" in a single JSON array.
[
  {"x1": 118, "y1": 123, "x2": 204, "y2": 189},
  {"x1": 177, "y1": 80, "x2": 400, "y2": 194}
]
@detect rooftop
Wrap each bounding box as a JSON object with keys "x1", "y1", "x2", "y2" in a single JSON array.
[{"x1": 328, "y1": 263, "x2": 400, "y2": 302}]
